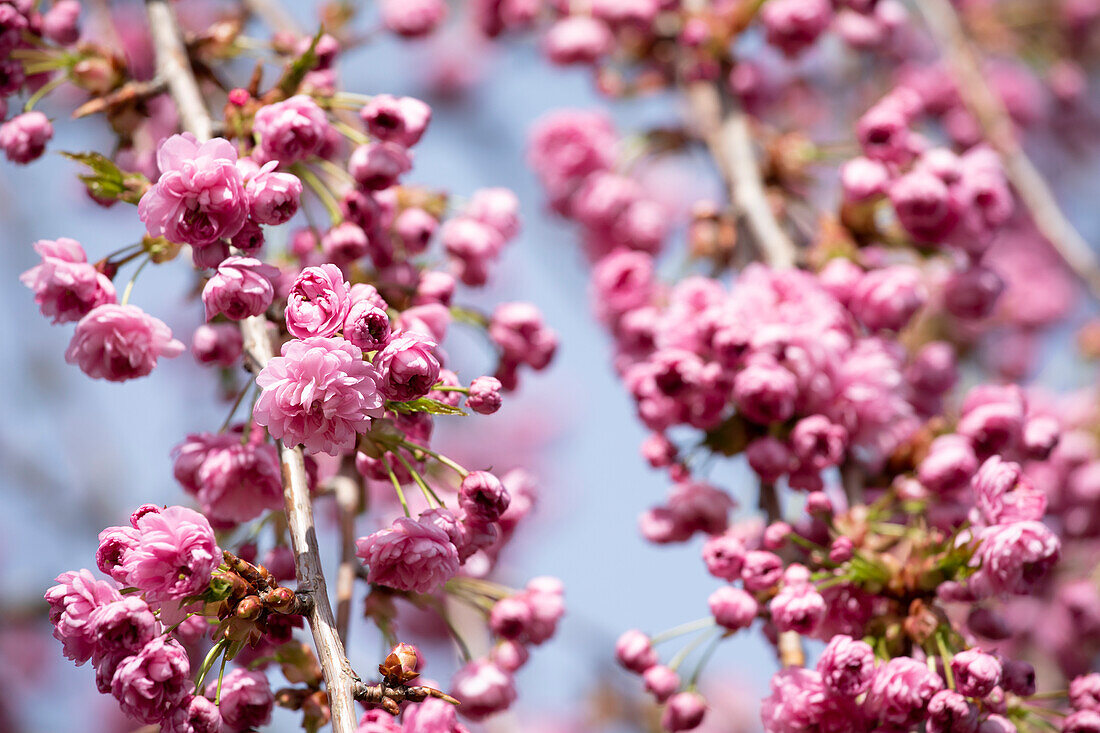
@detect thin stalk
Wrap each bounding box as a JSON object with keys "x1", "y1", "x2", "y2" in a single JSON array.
[
  {"x1": 119, "y1": 256, "x2": 152, "y2": 305},
  {"x1": 381, "y1": 454, "x2": 411, "y2": 518}
]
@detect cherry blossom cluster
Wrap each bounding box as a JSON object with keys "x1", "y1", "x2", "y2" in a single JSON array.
[{"x1": 15, "y1": 3, "x2": 562, "y2": 730}]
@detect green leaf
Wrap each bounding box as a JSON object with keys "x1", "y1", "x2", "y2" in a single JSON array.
[
  {"x1": 387, "y1": 398, "x2": 467, "y2": 416},
  {"x1": 277, "y1": 28, "x2": 324, "y2": 98},
  {"x1": 62, "y1": 151, "x2": 149, "y2": 205}
]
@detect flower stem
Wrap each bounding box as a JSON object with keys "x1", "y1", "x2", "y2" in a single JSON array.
[
  {"x1": 391, "y1": 449, "x2": 444, "y2": 509},
  {"x1": 292, "y1": 164, "x2": 343, "y2": 225},
  {"x1": 381, "y1": 454, "x2": 411, "y2": 518},
  {"x1": 398, "y1": 440, "x2": 469, "y2": 478},
  {"x1": 651, "y1": 617, "x2": 717, "y2": 645},
  {"x1": 119, "y1": 255, "x2": 152, "y2": 305}
]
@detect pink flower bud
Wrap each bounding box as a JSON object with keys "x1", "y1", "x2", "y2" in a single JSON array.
[
  {"x1": 0, "y1": 111, "x2": 53, "y2": 164},
  {"x1": 661, "y1": 691, "x2": 707, "y2": 731},
  {"x1": 616, "y1": 629, "x2": 658, "y2": 673},
  {"x1": 349, "y1": 141, "x2": 412, "y2": 190},
  {"x1": 285, "y1": 264, "x2": 351, "y2": 339},
  {"x1": 467, "y1": 376, "x2": 503, "y2": 414},
  {"x1": 202, "y1": 256, "x2": 278, "y2": 321},
  {"x1": 111, "y1": 637, "x2": 191, "y2": 723},
  {"x1": 952, "y1": 648, "x2": 1002, "y2": 699},
  {"x1": 709, "y1": 586, "x2": 757, "y2": 631},
  {"x1": 467, "y1": 187, "x2": 521, "y2": 241},
  {"x1": 544, "y1": 16, "x2": 613, "y2": 66},
  {"x1": 926, "y1": 689, "x2": 977, "y2": 733},
  {"x1": 374, "y1": 331, "x2": 441, "y2": 401},
  {"x1": 360, "y1": 94, "x2": 432, "y2": 147},
  {"x1": 206, "y1": 669, "x2": 273, "y2": 730},
  {"x1": 450, "y1": 660, "x2": 516, "y2": 720},
  {"x1": 741, "y1": 550, "x2": 784, "y2": 592},
  {"x1": 245, "y1": 165, "x2": 302, "y2": 225},
  {"x1": 191, "y1": 324, "x2": 243, "y2": 367},
  {"x1": 943, "y1": 265, "x2": 1004, "y2": 320},
  {"x1": 394, "y1": 207, "x2": 438, "y2": 256},
  {"x1": 343, "y1": 300, "x2": 391, "y2": 351},
  {"x1": 491, "y1": 640, "x2": 529, "y2": 672},
  {"x1": 252, "y1": 95, "x2": 329, "y2": 165},
  {"x1": 460, "y1": 471, "x2": 511, "y2": 523},
  {"x1": 841, "y1": 157, "x2": 890, "y2": 202},
  {"x1": 761, "y1": 0, "x2": 832, "y2": 57},
  {"x1": 732, "y1": 356, "x2": 798, "y2": 424},
  {"x1": 42, "y1": 1, "x2": 81, "y2": 45},
  {"x1": 770, "y1": 581, "x2": 826, "y2": 634},
  {"x1": 381, "y1": 0, "x2": 448, "y2": 38},
  {"x1": 20, "y1": 237, "x2": 116, "y2": 324},
  {"x1": 849, "y1": 265, "x2": 926, "y2": 332},
  {"x1": 644, "y1": 665, "x2": 680, "y2": 703}
]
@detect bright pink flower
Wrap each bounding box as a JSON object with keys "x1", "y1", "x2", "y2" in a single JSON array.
[
  {"x1": 790, "y1": 415, "x2": 848, "y2": 472},
  {"x1": 971, "y1": 520, "x2": 1060, "y2": 596},
  {"x1": 161, "y1": 695, "x2": 221, "y2": 733},
  {"x1": 245, "y1": 162, "x2": 302, "y2": 225},
  {"x1": 1064, "y1": 711, "x2": 1100, "y2": 733},
  {"x1": 138, "y1": 134, "x2": 248, "y2": 248},
  {"x1": 951, "y1": 648, "x2": 1002, "y2": 699},
  {"x1": 489, "y1": 596, "x2": 533, "y2": 641},
  {"x1": 110, "y1": 637, "x2": 191, "y2": 724},
  {"x1": 65, "y1": 304, "x2": 184, "y2": 382},
  {"x1": 359, "y1": 94, "x2": 432, "y2": 147},
  {"x1": 343, "y1": 300, "x2": 391, "y2": 351},
  {"x1": 890, "y1": 168, "x2": 961, "y2": 242},
  {"x1": 450, "y1": 660, "x2": 516, "y2": 720},
  {"x1": 732, "y1": 356, "x2": 798, "y2": 425},
  {"x1": 592, "y1": 249, "x2": 656, "y2": 323},
  {"x1": 919, "y1": 434, "x2": 978, "y2": 494},
  {"x1": 442, "y1": 217, "x2": 504, "y2": 287},
  {"x1": 394, "y1": 207, "x2": 438, "y2": 256},
  {"x1": 741, "y1": 550, "x2": 784, "y2": 592},
  {"x1": 190, "y1": 323, "x2": 243, "y2": 367},
  {"x1": 0, "y1": 111, "x2": 53, "y2": 164},
  {"x1": 206, "y1": 668, "x2": 273, "y2": 731},
  {"x1": 849, "y1": 265, "x2": 926, "y2": 333},
  {"x1": 864, "y1": 657, "x2": 944, "y2": 729},
  {"x1": 817, "y1": 635, "x2": 874, "y2": 696},
  {"x1": 194, "y1": 441, "x2": 284, "y2": 524},
  {"x1": 118, "y1": 505, "x2": 220, "y2": 602},
  {"x1": 840, "y1": 157, "x2": 890, "y2": 202},
  {"x1": 45, "y1": 569, "x2": 122, "y2": 665},
  {"x1": 355, "y1": 516, "x2": 459, "y2": 593},
  {"x1": 926, "y1": 690, "x2": 977, "y2": 733},
  {"x1": 972, "y1": 456, "x2": 1047, "y2": 525},
  {"x1": 252, "y1": 95, "x2": 329, "y2": 165},
  {"x1": 373, "y1": 331, "x2": 441, "y2": 401},
  {"x1": 285, "y1": 264, "x2": 352, "y2": 339},
  {"x1": 202, "y1": 256, "x2": 278, "y2": 321},
  {"x1": 20, "y1": 237, "x2": 116, "y2": 323},
  {"x1": 1072, "y1": 674, "x2": 1100, "y2": 712},
  {"x1": 88, "y1": 596, "x2": 158, "y2": 662},
  {"x1": 769, "y1": 581, "x2": 826, "y2": 634},
  {"x1": 254, "y1": 336, "x2": 384, "y2": 456},
  {"x1": 459, "y1": 471, "x2": 510, "y2": 523}
]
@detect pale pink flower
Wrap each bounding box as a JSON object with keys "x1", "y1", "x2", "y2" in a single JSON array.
[
  {"x1": 245, "y1": 161, "x2": 302, "y2": 225},
  {"x1": 0, "y1": 111, "x2": 53, "y2": 164},
  {"x1": 20, "y1": 237, "x2": 116, "y2": 323},
  {"x1": 65, "y1": 304, "x2": 184, "y2": 382},
  {"x1": 374, "y1": 332, "x2": 441, "y2": 402},
  {"x1": 285, "y1": 264, "x2": 352, "y2": 339},
  {"x1": 138, "y1": 134, "x2": 248, "y2": 248},
  {"x1": 450, "y1": 660, "x2": 516, "y2": 720},
  {"x1": 45, "y1": 569, "x2": 122, "y2": 665},
  {"x1": 252, "y1": 95, "x2": 329, "y2": 165},
  {"x1": 202, "y1": 256, "x2": 278, "y2": 321},
  {"x1": 206, "y1": 669, "x2": 273, "y2": 730},
  {"x1": 253, "y1": 336, "x2": 384, "y2": 456},
  {"x1": 117, "y1": 505, "x2": 221, "y2": 603},
  {"x1": 161, "y1": 696, "x2": 221, "y2": 733},
  {"x1": 355, "y1": 516, "x2": 460, "y2": 593},
  {"x1": 110, "y1": 637, "x2": 191, "y2": 723}
]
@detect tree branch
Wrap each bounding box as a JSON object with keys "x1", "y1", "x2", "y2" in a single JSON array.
[
  {"x1": 143, "y1": 2, "x2": 359, "y2": 730},
  {"x1": 916, "y1": 0, "x2": 1100, "y2": 298},
  {"x1": 686, "y1": 81, "x2": 798, "y2": 269},
  {"x1": 331, "y1": 472, "x2": 361, "y2": 645}
]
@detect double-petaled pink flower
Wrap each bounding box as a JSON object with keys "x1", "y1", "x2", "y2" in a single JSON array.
[
  {"x1": 253, "y1": 336, "x2": 384, "y2": 456},
  {"x1": 138, "y1": 134, "x2": 248, "y2": 250},
  {"x1": 65, "y1": 304, "x2": 184, "y2": 382}
]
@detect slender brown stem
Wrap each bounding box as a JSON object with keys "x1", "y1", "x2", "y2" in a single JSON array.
[
  {"x1": 916, "y1": 0, "x2": 1100, "y2": 298},
  {"x1": 686, "y1": 81, "x2": 798, "y2": 269},
  {"x1": 143, "y1": 2, "x2": 359, "y2": 730}
]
